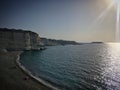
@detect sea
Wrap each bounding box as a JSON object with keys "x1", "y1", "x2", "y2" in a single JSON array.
[{"x1": 20, "y1": 43, "x2": 120, "y2": 90}]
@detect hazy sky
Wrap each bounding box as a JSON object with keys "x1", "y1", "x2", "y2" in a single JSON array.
[{"x1": 0, "y1": 0, "x2": 117, "y2": 42}]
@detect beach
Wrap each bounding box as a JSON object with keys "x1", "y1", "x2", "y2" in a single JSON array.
[{"x1": 0, "y1": 51, "x2": 52, "y2": 90}]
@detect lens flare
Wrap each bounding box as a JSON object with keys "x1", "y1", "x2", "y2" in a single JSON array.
[
  {"x1": 113, "y1": 0, "x2": 120, "y2": 42},
  {"x1": 91, "y1": 0, "x2": 120, "y2": 42},
  {"x1": 93, "y1": 3, "x2": 113, "y2": 24},
  {"x1": 114, "y1": 0, "x2": 120, "y2": 4},
  {"x1": 116, "y1": 2, "x2": 120, "y2": 42}
]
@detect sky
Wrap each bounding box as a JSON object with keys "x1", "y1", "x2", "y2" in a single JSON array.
[{"x1": 0, "y1": 0, "x2": 117, "y2": 42}]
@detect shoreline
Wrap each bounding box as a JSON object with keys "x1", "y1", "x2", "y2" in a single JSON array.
[
  {"x1": 16, "y1": 51, "x2": 59, "y2": 90},
  {"x1": 0, "y1": 51, "x2": 53, "y2": 90}
]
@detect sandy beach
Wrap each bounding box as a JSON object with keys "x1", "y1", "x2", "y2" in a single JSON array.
[{"x1": 0, "y1": 51, "x2": 52, "y2": 90}]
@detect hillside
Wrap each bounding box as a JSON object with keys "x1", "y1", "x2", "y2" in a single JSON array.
[{"x1": 41, "y1": 38, "x2": 79, "y2": 46}]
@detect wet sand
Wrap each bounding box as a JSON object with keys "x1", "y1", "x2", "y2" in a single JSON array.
[{"x1": 0, "y1": 51, "x2": 52, "y2": 90}]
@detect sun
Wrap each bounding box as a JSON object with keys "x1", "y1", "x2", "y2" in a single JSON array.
[
  {"x1": 107, "y1": 0, "x2": 120, "y2": 6},
  {"x1": 114, "y1": 0, "x2": 120, "y2": 4},
  {"x1": 110, "y1": 0, "x2": 120, "y2": 7},
  {"x1": 105, "y1": 0, "x2": 120, "y2": 42},
  {"x1": 91, "y1": 0, "x2": 120, "y2": 42},
  {"x1": 110, "y1": 0, "x2": 120, "y2": 42}
]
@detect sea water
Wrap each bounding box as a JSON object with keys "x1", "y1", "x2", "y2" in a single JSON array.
[{"x1": 20, "y1": 43, "x2": 120, "y2": 90}]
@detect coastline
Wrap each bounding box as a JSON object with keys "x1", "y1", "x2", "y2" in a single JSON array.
[
  {"x1": 17, "y1": 51, "x2": 59, "y2": 90},
  {"x1": 0, "y1": 51, "x2": 53, "y2": 90}
]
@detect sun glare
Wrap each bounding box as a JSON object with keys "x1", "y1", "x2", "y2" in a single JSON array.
[
  {"x1": 100, "y1": 0, "x2": 120, "y2": 42},
  {"x1": 113, "y1": 0, "x2": 120, "y2": 42},
  {"x1": 88, "y1": 0, "x2": 120, "y2": 42},
  {"x1": 114, "y1": 0, "x2": 120, "y2": 5}
]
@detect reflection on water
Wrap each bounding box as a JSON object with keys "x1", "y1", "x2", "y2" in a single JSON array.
[
  {"x1": 101, "y1": 43, "x2": 120, "y2": 90},
  {"x1": 20, "y1": 43, "x2": 120, "y2": 90}
]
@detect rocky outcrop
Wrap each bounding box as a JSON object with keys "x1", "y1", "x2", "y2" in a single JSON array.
[{"x1": 0, "y1": 28, "x2": 41, "y2": 50}]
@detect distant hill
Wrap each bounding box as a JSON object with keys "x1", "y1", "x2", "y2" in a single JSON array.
[
  {"x1": 91, "y1": 42, "x2": 103, "y2": 44},
  {"x1": 0, "y1": 28, "x2": 80, "y2": 51},
  {"x1": 40, "y1": 38, "x2": 79, "y2": 46}
]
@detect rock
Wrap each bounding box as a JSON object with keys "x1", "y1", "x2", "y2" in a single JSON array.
[
  {"x1": 24, "y1": 76, "x2": 29, "y2": 80},
  {"x1": 0, "y1": 48, "x2": 7, "y2": 53},
  {"x1": 0, "y1": 28, "x2": 42, "y2": 51}
]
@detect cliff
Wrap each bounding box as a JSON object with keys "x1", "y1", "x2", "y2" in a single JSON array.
[
  {"x1": 41, "y1": 38, "x2": 79, "y2": 46},
  {"x1": 0, "y1": 28, "x2": 41, "y2": 50}
]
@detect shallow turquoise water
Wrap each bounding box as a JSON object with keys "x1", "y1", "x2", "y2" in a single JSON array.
[{"x1": 20, "y1": 43, "x2": 120, "y2": 90}]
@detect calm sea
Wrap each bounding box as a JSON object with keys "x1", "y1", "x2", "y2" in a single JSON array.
[{"x1": 20, "y1": 43, "x2": 120, "y2": 90}]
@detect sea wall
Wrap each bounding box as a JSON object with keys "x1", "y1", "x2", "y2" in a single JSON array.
[{"x1": 0, "y1": 28, "x2": 41, "y2": 50}]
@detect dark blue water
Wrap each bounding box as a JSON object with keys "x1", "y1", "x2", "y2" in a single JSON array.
[{"x1": 20, "y1": 43, "x2": 120, "y2": 90}]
